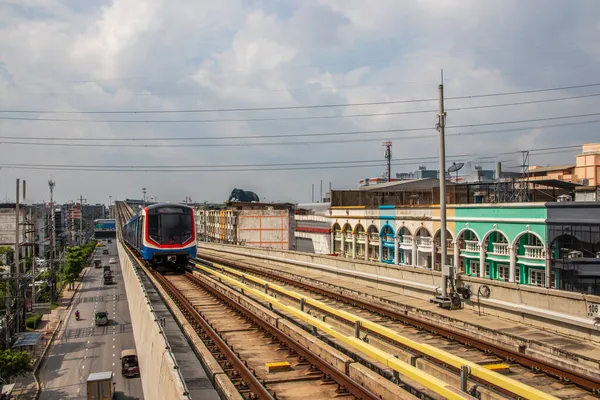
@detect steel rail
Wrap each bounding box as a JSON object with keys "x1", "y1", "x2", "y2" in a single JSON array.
[
  {"x1": 148, "y1": 268, "x2": 276, "y2": 400},
  {"x1": 193, "y1": 261, "x2": 474, "y2": 400},
  {"x1": 197, "y1": 254, "x2": 600, "y2": 396},
  {"x1": 183, "y1": 273, "x2": 382, "y2": 400}
]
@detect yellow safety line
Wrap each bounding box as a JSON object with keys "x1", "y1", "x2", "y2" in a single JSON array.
[
  {"x1": 204, "y1": 262, "x2": 559, "y2": 400},
  {"x1": 195, "y1": 264, "x2": 472, "y2": 400}
]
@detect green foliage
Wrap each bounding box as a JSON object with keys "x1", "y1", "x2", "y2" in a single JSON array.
[
  {"x1": 25, "y1": 313, "x2": 43, "y2": 329},
  {"x1": 0, "y1": 349, "x2": 32, "y2": 383},
  {"x1": 0, "y1": 246, "x2": 13, "y2": 266},
  {"x1": 62, "y1": 240, "x2": 97, "y2": 281}
]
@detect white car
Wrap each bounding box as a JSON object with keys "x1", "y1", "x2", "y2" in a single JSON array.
[{"x1": 109, "y1": 257, "x2": 117, "y2": 264}]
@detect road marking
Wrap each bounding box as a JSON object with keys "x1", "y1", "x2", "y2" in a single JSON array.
[
  {"x1": 82, "y1": 365, "x2": 85, "y2": 369},
  {"x1": 87, "y1": 341, "x2": 89, "y2": 344},
  {"x1": 113, "y1": 353, "x2": 115, "y2": 357},
  {"x1": 113, "y1": 338, "x2": 116, "y2": 341},
  {"x1": 113, "y1": 345, "x2": 115, "y2": 349},
  {"x1": 86, "y1": 348, "x2": 88, "y2": 351},
  {"x1": 113, "y1": 362, "x2": 115, "y2": 366},
  {"x1": 77, "y1": 388, "x2": 80, "y2": 393}
]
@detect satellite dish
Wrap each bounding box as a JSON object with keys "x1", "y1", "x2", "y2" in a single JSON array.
[{"x1": 447, "y1": 162, "x2": 464, "y2": 173}]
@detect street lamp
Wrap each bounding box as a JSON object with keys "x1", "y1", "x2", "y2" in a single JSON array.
[{"x1": 142, "y1": 188, "x2": 147, "y2": 206}]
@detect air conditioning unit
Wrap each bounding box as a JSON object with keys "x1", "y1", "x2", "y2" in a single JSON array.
[
  {"x1": 568, "y1": 250, "x2": 583, "y2": 259},
  {"x1": 579, "y1": 178, "x2": 590, "y2": 186}
]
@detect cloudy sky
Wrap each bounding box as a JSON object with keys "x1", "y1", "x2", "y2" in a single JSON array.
[{"x1": 0, "y1": 0, "x2": 599, "y2": 205}]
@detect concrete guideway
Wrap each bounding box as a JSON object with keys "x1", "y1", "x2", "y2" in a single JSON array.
[
  {"x1": 199, "y1": 260, "x2": 560, "y2": 400},
  {"x1": 38, "y1": 242, "x2": 143, "y2": 400},
  {"x1": 193, "y1": 262, "x2": 478, "y2": 400},
  {"x1": 116, "y1": 240, "x2": 221, "y2": 400},
  {"x1": 197, "y1": 244, "x2": 600, "y2": 376},
  {"x1": 198, "y1": 243, "x2": 600, "y2": 336}
]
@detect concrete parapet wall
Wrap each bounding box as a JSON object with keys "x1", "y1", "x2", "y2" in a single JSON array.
[
  {"x1": 117, "y1": 242, "x2": 189, "y2": 400},
  {"x1": 198, "y1": 242, "x2": 600, "y2": 343}
]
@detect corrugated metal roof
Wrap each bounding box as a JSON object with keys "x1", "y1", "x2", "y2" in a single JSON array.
[
  {"x1": 358, "y1": 178, "x2": 453, "y2": 191},
  {"x1": 529, "y1": 164, "x2": 575, "y2": 174}
]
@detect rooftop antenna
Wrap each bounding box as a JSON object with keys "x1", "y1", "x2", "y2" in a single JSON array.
[
  {"x1": 383, "y1": 141, "x2": 392, "y2": 182},
  {"x1": 447, "y1": 162, "x2": 464, "y2": 182}
]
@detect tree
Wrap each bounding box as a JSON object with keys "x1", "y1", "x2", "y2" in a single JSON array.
[
  {"x1": 0, "y1": 246, "x2": 13, "y2": 266},
  {"x1": 0, "y1": 349, "x2": 32, "y2": 383}
]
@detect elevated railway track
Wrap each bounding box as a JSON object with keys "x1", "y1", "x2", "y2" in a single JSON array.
[
  {"x1": 193, "y1": 249, "x2": 600, "y2": 400},
  {"x1": 115, "y1": 202, "x2": 415, "y2": 399}
]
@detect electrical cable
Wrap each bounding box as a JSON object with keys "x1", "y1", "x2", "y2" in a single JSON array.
[{"x1": 2, "y1": 82, "x2": 600, "y2": 115}]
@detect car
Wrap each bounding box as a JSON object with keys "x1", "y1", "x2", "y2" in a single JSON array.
[
  {"x1": 94, "y1": 311, "x2": 108, "y2": 326},
  {"x1": 109, "y1": 257, "x2": 116, "y2": 264},
  {"x1": 96, "y1": 242, "x2": 105, "y2": 247},
  {"x1": 103, "y1": 275, "x2": 113, "y2": 285},
  {"x1": 102, "y1": 249, "x2": 109, "y2": 255},
  {"x1": 107, "y1": 239, "x2": 112, "y2": 244},
  {"x1": 94, "y1": 260, "x2": 102, "y2": 268},
  {"x1": 121, "y1": 349, "x2": 140, "y2": 377},
  {"x1": 103, "y1": 266, "x2": 111, "y2": 273}
]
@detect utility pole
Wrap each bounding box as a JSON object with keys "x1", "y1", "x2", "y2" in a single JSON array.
[
  {"x1": 79, "y1": 195, "x2": 85, "y2": 246},
  {"x1": 30, "y1": 208, "x2": 36, "y2": 309},
  {"x1": 320, "y1": 180, "x2": 323, "y2": 203},
  {"x1": 311, "y1": 184, "x2": 314, "y2": 203},
  {"x1": 48, "y1": 179, "x2": 56, "y2": 301},
  {"x1": 436, "y1": 73, "x2": 451, "y2": 303},
  {"x1": 14, "y1": 179, "x2": 21, "y2": 333}
]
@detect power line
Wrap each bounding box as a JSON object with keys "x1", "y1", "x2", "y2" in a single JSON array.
[
  {"x1": 1, "y1": 115, "x2": 599, "y2": 148},
  {"x1": 2, "y1": 82, "x2": 600, "y2": 115},
  {"x1": 2, "y1": 92, "x2": 599, "y2": 124},
  {"x1": 0, "y1": 146, "x2": 581, "y2": 172}
]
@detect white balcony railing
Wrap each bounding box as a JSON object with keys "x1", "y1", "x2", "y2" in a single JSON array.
[
  {"x1": 435, "y1": 239, "x2": 454, "y2": 251},
  {"x1": 356, "y1": 234, "x2": 366, "y2": 242},
  {"x1": 524, "y1": 245, "x2": 545, "y2": 259},
  {"x1": 417, "y1": 237, "x2": 432, "y2": 247},
  {"x1": 492, "y1": 242, "x2": 509, "y2": 255},
  {"x1": 369, "y1": 234, "x2": 379, "y2": 242},
  {"x1": 345, "y1": 234, "x2": 353, "y2": 242},
  {"x1": 334, "y1": 232, "x2": 342, "y2": 240},
  {"x1": 400, "y1": 236, "x2": 413, "y2": 245},
  {"x1": 463, "y1": 240, "x2": 480, "y2": 252}
]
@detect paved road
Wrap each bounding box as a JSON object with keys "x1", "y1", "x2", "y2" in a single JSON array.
[{"x1": 39, "y1": 242, "x2": 144, "y2": 400}]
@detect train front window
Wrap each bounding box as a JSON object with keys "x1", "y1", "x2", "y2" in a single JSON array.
[{"x1": 147, "y1": 207, "x2": 193, "y2": 244}]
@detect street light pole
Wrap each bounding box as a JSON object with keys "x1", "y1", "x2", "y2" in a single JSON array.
[{"x1": 142, "y1": 188, "x2": 147, "y2": 207}]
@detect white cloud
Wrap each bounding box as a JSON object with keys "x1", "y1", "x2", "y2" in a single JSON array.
[{"x1": 0, "y1": 0, "x2": 598, "y2": 204}]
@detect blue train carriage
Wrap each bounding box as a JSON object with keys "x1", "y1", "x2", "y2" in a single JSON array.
[{"x1": 123, "y1": 203, "x2": 197, "y2": 272}]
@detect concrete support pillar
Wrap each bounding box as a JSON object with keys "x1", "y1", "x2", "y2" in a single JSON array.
[
  {"x1": 365, "y1": 242, "x2": 369, "y2": 261},
  {"x1": 378, "y1": 236, "x2": 383, "y2": 262},
  {"x1": 341, "y1": 232, "x2": 345, "y2": 257},
  {"x1": 479, "y1": 242, "x2": 486, "y2": 278},
  {"x1": 431, "y1": 243, "x2": 436, "y2": 270},
  {"x1": 545, "y1": 249, "x2": 552, "y2": 288},
  {"x1": 394, "y1": 236, "x2": 400, "y2": 265},
  {"x1": 453, "y1": 240, "x2": 460, "y2": 273},
  {"x1": 509, "y1": 244, "x2": 517, "y2": 283},
  {"x1": 352, "y1": 234, "x2": 356, "y2": 259},
  {"x1": 412, "y1": 237, "x2": 417, "y2": 267}
]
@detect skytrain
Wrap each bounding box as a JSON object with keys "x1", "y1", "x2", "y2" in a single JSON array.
[{"x1": 122, "y1": 203, "x2": 196, "y2": 272}]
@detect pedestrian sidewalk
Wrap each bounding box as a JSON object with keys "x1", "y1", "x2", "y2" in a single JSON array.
[{"x1": 10, "y1": 267, "x2": 90, "y2": 399}]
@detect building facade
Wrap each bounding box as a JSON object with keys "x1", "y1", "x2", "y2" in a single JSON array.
[
  {"x1": 328, "y1": 200, "x2": 600, "y2": 291},
  {"x1": 196, "y1": 202, "x2": 296, "y2": 250}
]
